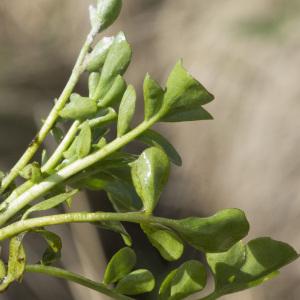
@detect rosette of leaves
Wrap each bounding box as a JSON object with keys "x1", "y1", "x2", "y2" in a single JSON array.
[{"x1": 0, "y1": 0, "x2": 297, "y2": 299}]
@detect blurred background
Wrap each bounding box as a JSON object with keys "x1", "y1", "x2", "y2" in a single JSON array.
[{"x1": 0, "y1": 0, "x2": 300, "y2": 299}]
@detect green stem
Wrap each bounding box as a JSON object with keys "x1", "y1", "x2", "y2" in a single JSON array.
[
  {"x1": 0, "y1": 211, "x2": 175, "y2": 241},
  {"x1": 25, "y1": 264, "x2": 133, "y2": 300},
  {"x1": 0, "y1": 118, "x2": 157, "y2": 227},
  {"x1": 41, "y1": 120, "x2": 81, "y2": 173},
  {"x1": 0, "y1": 27, "x2": 98, "y2": 194}
]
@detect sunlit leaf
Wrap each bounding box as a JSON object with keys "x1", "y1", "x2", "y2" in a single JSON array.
[
  {"x1": 131, "y1": 147, "x2": 170, "y2": 213},
  {"x1": 96, "y1": 32, "x2": 131, "y2": 100},
  {"x1": 206, "y1": 237, "x2": 299, "y2": 296},
  {"x1": 103, "y1": 247, "x2": 136, "y2": 284},
  {"x1": 86, "y1": 37, "x2": 114, "y2": 72},
  {"x1": 138, "y1": 129, "x2": 182, "y2": 166},
  {"x1": 141, "y1": 223, "x2": 184, "y2": 261},
  {"x1": 88, "y1": 72, "x2": 101, "y2": 98},
  {"x1": 22, "y1": 190, "x2": 78, "y2": 220},
  {"x1": 19, "y1": 162, "x2": 42, "y2": 183},
  {"x1": 117, "y1": 85, "x2": 136, "y2": 137},
  {"x1": 159, "y1": 260, "x2": 206, "y2": 300},
  {"x1": 116, "y1": 269, "x2": 155, "y2": 295},
  {"x1": 59, "y1": 93, "x2": 98, "y2": 120},
  {"x1": 170, "y1": 209, "x2": 249, "y2": 253},
  {"x1": 143, "y1": 73, "x2": 164, "y2": 120},
  {"x1": 160, "y1": 60, "x2": 214, "y2": 122}
]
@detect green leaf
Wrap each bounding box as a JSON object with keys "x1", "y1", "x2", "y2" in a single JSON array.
[
  {"x1": 22, "y1": 190, "x2": 78, "y2": 220},
  {"x1": 59, "y1": 93, "x2": 98, "y2": 120},
  {"x1": 34, "y1": 229, "x2": 62, "y2": 265},
  {"x1": 141, "y1": 224, "x2": 184, "y2": 261},
  {"x1": 206, "y1": 237, "x2": 299, "y2": 296},
  {"x1": 96, "y1": 220, "x2": 132, "y2": 246},
  {"x1": 41, "y1": 149, "x2": 48, "y2": 165},
  {"x1": 19, "y1": 162, "x2": 42, "y2": 183},
  {"x1": 160, "y1": 60, "x2": 214, "y2": 122},
  {"x1": 88, "y1": 108, "x2": 117, "y2": 128},
  {"x1": 95, "y1": 32, "x2": 132, "y2": 100},
  {"x1": 171, "y1": 209, "x2": 249, "y2": 253},
  {"x1": 103, "y1": 247, "x2": 136, "y2": 284},
  {"x1": 116, "y1": 269, "x2": 155, "y2": 295},
  {"x1": 138, "y1": 129, "x2": 182, "y2": 166},
  {"x1": 131, "y1": 147, "x2": 170, "y2": 213},
  {"x1": 143, "y1": 73, "x2": 164, "y2": 120},
  {"x1": 98, "y1": 75, "x2": 127, "y2": 107},
  {"x1": 50, "y1": 125, "x2": 64, "y2": 143},
  {"x1": 97, "y1": 0, "x2": 122, "y2": 30},
  {"x1": 117, "y1": 85, "x2": 136, "y2": 137},
  {"x1": 76, "y1": 122, "x2": 92, "y2": 158},
  {"x1": 159, "y1": 260, "x2": 207, "y2": 300},
  {"x1": 0, "y1": 260, "x2": 6, "y2": 281},
  {"x1": 88, "y1": 72, "x2": 101, "y2": 98},
  {"x1": 0, "y1": 236, "x2": 26, "y2": 291},
  {"x1": 86, "y1": 36, "x2": 114, "y2": 72}
]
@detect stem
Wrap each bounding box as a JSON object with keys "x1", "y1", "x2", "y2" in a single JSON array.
[
  {"x1": 0, "y1": 212, "x2": 175, "y2": 241},
  {"x1": 25, "y1": 265, "x2": 133, "y2": 300},
  {"x1": 0, "y1": 118, "x2": 157, "y2": 227},
  {"x1": 0, "y1": 28, "x2": 98, "y2": 193},
  {"x1": 41, "y1": 120, "x2": 81, "y2": 173}
]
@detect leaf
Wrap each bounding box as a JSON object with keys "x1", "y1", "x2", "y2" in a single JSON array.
[
  {"x1": 19, "y1": 162, "x2": 42, "y2": 183},
  {"x1": 41, "y1": 149, "x2": 48, "y2": 165},
  {"x1": 96, "y1": 0, "x2": 122, "y2": 31},
  {"x1": 96, "y1": 220, "x2": 132, "y2": 246},
  {"x1": 86, "y1": 37, "x2": 114, "y2": 72},
  {"x1": 51, "y1": 125, "x2": 64, "y2": 143},
  {"x1": 206, "y1": 237, "x2": 299, "y2": 296},
  {"x1": 59, "y1": 93, "x2": 98, "y2": 120},
  {"x1": 141, "y1": 224, "x2": 184, "y2": 261},
  {"x1": 131, "y1": 147, "x2": 170, "y2": 213},
  {"x1": 22, "y1": 190, "x2": 78, "y2": 220},
  {"x1": 116, "y1": 269, "x2": 155, "y2": 295},
  {"x1": 117, "y1": 85, "x2": 136, "y2": 137},
  {"x1": 160, "y1": 60, "x2": 214, "y2": 122},
  {"x1": 171, "y1": 209, "x2": 249, "y2": 253},
  {"x1": 96, "y1": 32, "x2": 132, "y2": 100},
  {"x1": 159, "y1": 260, "x2": 207, "y2": 300},
  {"x1": 0, "y1": 260, "x2": 6, "y2": 281},
  {"x1": 103, "y1": 247, "x2": 136, "y2": 284},
  {"x1": 76, "y1": 122, "x2": 92, "y2": 158},
  {"x1": 143, "y1": 73, "x2": 164, "y2": 120},
  {"x1": 88, "y1": 108, "x2": 117, "y2": 128},
  {"x1": 88, "y1": 72, "x2": 101, "y2": 98},
  {"x1": 0, "y1": 236, "x2": 26, "y2": 292},
  {"x1": 34, "y1": 229, "x2": 62, "y2": 265},
  {"x1": 98, "y1": 75, "x2": 127, "y2": 107},
  {"x1": 138, "y1": 129, "x2": 182, "y2": 166}
]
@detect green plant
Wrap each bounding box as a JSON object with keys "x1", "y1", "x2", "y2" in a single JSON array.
[{"x1": 0, "y1": 0, "x2": 297, "y2": 299}]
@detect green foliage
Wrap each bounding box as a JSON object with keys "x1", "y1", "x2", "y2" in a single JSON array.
[
  {"x1": 0, "y1": 0, "x2": 297, "y2": 299},
  {"x1": 131, "y1": 147, "x2": 170, "y2": 213},
  {"x1": 103, "y1": 247, "x2": 136, "y2": 284},
  {"x1": 206, "y1": 238, "x2": 299, "y2": 297},
  {"x1": 141, "y1": 223, "x2": 184, "y2": 261},
  {"x1": 159, "y1": 260, "x2": 207, "y2": 300},
  {"x1": 116, "y1": 269, "x2": 155, "y2": 295}
]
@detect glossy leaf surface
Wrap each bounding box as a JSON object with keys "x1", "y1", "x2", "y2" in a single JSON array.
[
  {"x1": 116, "y1": 269, "x2": 155, "y2": 295},
  {"x1": 103, "y1": 247, "x2": 136, "y2": 284},
  {"x1": 206, "y1": 237, "x2": 298, "y2": 296},
  {"x1": 171, "y1": 209, "x2": 249, "y2": 253},
  {"x1": 141, "y1": 224, "x2": 184, "y2": 261},
  {"x1": 159, "y1": 260, "x2": 206, "y2": 300},
  {"x1": 131, "y1": 147, "x2": 170, "y2": 213}
]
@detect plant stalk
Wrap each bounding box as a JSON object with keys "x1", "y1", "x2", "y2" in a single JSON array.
[{"x1": 25, "y1": 264, "x2": 134, "y2": 300}]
